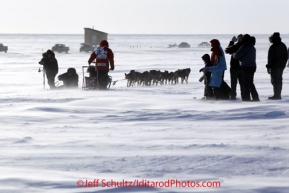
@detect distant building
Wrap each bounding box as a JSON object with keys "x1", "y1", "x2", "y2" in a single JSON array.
[{"x1": 84, "y1": 28, "x2": 108, "y2": 46}]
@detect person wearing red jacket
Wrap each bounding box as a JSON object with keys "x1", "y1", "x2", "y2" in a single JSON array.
[{"x1": 88, "y1": 40, "x2": 114, "y2": 89}]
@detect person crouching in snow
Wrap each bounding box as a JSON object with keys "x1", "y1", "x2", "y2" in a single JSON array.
[
  {"x1": 200, "y1": 39, "x2": 227, "y2": 100},
  {"x1": 199, "y1": 54, "x2": 213, "y2": 99},
  {"x1": 39, "y1": 49, "x2": 59, "y2": 90},
  {"x1": 88, "y1": 40, "x2": 114, "y2": 90},
  {"x1": 57, "y1": 68, "x2": 79, "y2": 89}
]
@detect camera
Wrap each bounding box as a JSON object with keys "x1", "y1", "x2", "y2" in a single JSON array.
[{"x1": 225, "y1": 42, "x2": 242, "y2": 54}]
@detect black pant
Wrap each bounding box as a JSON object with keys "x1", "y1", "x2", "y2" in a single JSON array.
[
  {"x1": 46, "y1": 70, "x2": 58, "y2": 89},
  {"x1": 230, "y1": 68, "x2": 244, "y2": 99},
  {"x1": 97, "y1": 70, "x2": 109, "y2": 90},
  {"x1": 203, "y1": 86, "x2": 221, "y2": 99},
  {"x1": 204, "y1": 86, "x2": 214, "y2": 97},
  {"x1": 242, "y1": 66, "x2": 259, "y2": 101},
  {"x1": 204, "y1": 76, "x2": 213, "y2": 97},
  {"x1": 270, "y1": 68, "x2": 284, "y2": 97}
]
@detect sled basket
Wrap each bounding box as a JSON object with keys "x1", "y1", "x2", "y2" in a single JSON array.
[
  {"x1": 84, "y1": 77, "x2": 98, "y2": 89},
  {"x1": 82, "y1": 66, "x2": 99, "y2": 90},
  {"x1": 82, "y1": 65, "x2": 112, "y2": 90}
]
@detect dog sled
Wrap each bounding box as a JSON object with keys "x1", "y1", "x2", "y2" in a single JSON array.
[{"x1": 82, "y1": 65, "x2": 112, "y2": 90}]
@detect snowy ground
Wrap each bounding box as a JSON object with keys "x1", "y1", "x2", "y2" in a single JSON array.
[{"x1": 0, "y1": 34, "x2": 289, "y2": 193}]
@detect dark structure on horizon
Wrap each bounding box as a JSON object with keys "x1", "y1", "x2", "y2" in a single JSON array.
[
  {"x1": 84, "y1": 28, "x2": 108, "y2": 46},
  {"x1": 178, "y1": 42, "x2": 190, "y2": 48},
  {"x1": 198, "y1": 42, "x2": 210, "y2": 48}
]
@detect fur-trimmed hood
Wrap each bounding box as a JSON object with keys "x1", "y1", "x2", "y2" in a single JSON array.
[{"x1": 269, "y1": 32, "x2": 281, "y2": 44}]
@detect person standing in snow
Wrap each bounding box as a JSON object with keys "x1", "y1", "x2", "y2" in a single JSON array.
[
  {"x1": 200, "y1": 54, "x2": 213, "y2": 99},
  {"x1": 39, "y1": 49, "x2": 59, "y2": 89},
  {"x1": 200, "y1": 39, "x2": 227, "y2": 100},
  {"x1": 266, "y1": 32, "x2": 288, "y2": 100},
  {"x1": 88, "y1": 40, "x2": 114, "y2": 90},
  {"x1": 233, "y1": 34, "x2": 259, "y2": 102},
  {"x1": 225, "y1": 34, "x2": 244, "y2": 100}
]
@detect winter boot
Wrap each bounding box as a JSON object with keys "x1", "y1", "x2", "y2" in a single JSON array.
[
  {"x1": 268, "y1": 96, "x2": 282, "y2": 100},
  {"x1": 269, "y1": 84, "x2": 282, "y2": 100}
]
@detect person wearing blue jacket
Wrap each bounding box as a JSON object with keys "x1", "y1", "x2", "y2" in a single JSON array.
[
  {"x1": 233, "y1": 34, "x2": 259, "y2": 101},
  {"x1": 200, "y1": 39, "x2": 227, "y2": 99}
]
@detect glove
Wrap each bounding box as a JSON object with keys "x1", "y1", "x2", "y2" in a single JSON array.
[
  {"x1": 199, "y1": 67, "x2": 208, "y2": 73},
  {"x1": 231, "y1": 36, "x2": 237, "y2": 42},
  {"x1": 110, "y1": 67, "x2": 114, "y2": 71},
  {"x1": 88, "y1": 61, "x2": 91, "y2": 65},
  {"x1": 225, "y1": 47, "x2": 231, "y2": 54},
  {"x1": 267, "y1": 68, "x2": 271, "y2": 74}
]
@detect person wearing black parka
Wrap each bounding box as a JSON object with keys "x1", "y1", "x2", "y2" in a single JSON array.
[{"x1": 266, "y1": 32, "x2": 288, "y2": 100}]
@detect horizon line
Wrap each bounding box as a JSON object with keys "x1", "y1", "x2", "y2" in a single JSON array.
[{"x1": 0, "y1": 33, "x2": 275, "y2": 35}]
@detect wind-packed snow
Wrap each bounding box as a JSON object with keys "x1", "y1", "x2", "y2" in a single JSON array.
[{"x1": 0, "y1": 34, "x2": 289, "y2": 193}]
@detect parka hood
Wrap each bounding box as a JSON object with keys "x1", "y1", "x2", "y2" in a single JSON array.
[
  {"x1": 100, "y1": 40, "x2": 109, "y2": 47},
  {"x1": 67, "y1": 68, "x2": 77, "y2": 75},
  {"x1": 269, "y1": 32, "x2": 281, "y2": 44},
  {"x1": 46, "y1": 49, "x2": 55, "y2": 58},
  {"x1": 202, "y1": 54, "x2": 211, "y2": 64},
  {"x1": 210, "y1": 39, "x2": 222, "y2": 58},
  {"x1": 210, "y1": 39, "x2": 220, "y2": 48}
]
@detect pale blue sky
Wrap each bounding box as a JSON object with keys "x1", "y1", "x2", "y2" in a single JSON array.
[{"x1": 1, "y1": 0, "x2": 289, "y2": 34}]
